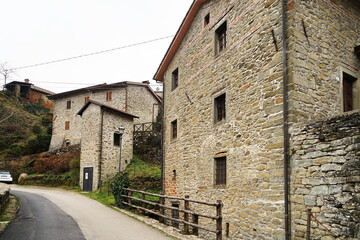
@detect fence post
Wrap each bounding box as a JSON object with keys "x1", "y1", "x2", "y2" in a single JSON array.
[
  {"x1": 216, "y1": 200, "x2": 222, "y2": 240},
  {"x1": 141, "y1": 192, "x2": 146, "y2": 215},
  {"x1": 184, "y1": 195, "x2": 190, "y2": 234},
  {"x1": 306, "y1": 209, "x2": 311, "y2": 240},
  {"x1": 192, "y1": 214, "x2": 199, "y2": 236},
  {"x1": 159, "y1": 191, "x2": 165, "y2": 224}
]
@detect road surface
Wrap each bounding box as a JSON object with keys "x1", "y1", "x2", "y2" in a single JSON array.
[{"x1": 3, "y1": 186, "x2": 173, "y2": 240}]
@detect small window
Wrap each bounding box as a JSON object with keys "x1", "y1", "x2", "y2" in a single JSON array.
[
  {"x1": 171, "y1": 120, "x2": 177, "y2": 140},
  {"x1": 65, "y1": 121, "x2": 70, "y2": 130},
  {"x1": 85, "y1": 96, "x2": 90, "y2": 103},
  {"x1": 114, "y1": 133, "x2": 120, "y2": 146},
  {"x1": 214, "y1": 93, "x2": 226, "y2": 123},
  {"x1": 172, "y1": 68, "x2": 179, "y2": 91},
  {"x1": 66, "y1": 100, "x2": 71, "y2": 109},
  {"x1": 215, "y1": 157, "x2": 226, "y2": 185},
  {"x1": 343, "y1": 72, "x2": 358, "y2": 112},
  {"x1": 204, "y1": 13, "x2": 210, "y2": 27},
  {"x1": 106, "y1": 92, "x2": 112, "y2": 101},
  {"x1": 215, "y1": 21, "x2": 227, "y2": 54}
]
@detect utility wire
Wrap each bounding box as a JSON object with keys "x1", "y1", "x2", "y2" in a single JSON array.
[{"x1": 9, "y1": 35, "x2": 174, "y2": 71}]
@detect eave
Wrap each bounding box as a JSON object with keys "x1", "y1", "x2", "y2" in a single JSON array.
[{"x1": 153, "y1": 0, "x2": 209, "y2": 82}]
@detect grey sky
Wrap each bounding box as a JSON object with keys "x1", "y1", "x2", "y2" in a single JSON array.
[{"x1": 1, "y1": 0, "x2": 193, "y2": 93}]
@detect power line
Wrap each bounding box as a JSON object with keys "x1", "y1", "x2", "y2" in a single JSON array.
[{"x1": 9, "y1": 35, "x2": 174, "y2": 71}]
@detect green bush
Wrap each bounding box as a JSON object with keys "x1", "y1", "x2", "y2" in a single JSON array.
[{"x1": 111, "y1": 172, "x2": 130, "y2": 208}]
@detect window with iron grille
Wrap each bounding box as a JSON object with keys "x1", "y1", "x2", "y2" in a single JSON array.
[
  {"x1": 343, "y1": 72, "x2": 358, "y2": 112},
  {"x1": 65, "y1": 121, "x2": 70, "y2": 130},
  {"x1": 172, "y1": 68, "x2": 179, "y2": 90},
  {"x1": 215, "y1": 21, "x2": 227, "y2": 54},
  {"x1": 66, "y1": 100, "x2": 71, "y2": 109},
  {"x1": 171, "y1": 120, "x2": 177, "y2": 140},
  {"x1": 214, "y1": 93, "x2": 226, "y2": 123},
  {"x1": 106, "y1": 91, "x2": 112, "y2": 101},
  {"x1": 215, "y1": 157, "x2": 226, "y2": 185}
]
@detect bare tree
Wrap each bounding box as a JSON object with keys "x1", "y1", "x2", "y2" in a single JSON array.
[{"x1": 0, "y1": 62, "x2": 14, "y2": 90}]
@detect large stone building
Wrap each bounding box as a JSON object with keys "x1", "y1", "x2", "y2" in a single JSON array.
[
  {"x1": 154, "y1": 0, "x2": 359, "y2": 239},
  {"x1": 49, "y1": 81, "x2": 161, "y2": 150},
  {"x1": 49, "y1": 81, "x2": 162, "y2": 191}
]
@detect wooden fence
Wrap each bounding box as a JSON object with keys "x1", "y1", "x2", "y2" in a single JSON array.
[{"x1": 121, "y1": 188, "x2": 223, "y2": 240}]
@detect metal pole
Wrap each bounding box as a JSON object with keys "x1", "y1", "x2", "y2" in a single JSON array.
[
  {"x1": 118, "y1": 134, "x2": 123, "y2": 172},
  {"x1": 306, "y1": 209, "x2": 311, "y2": 240}
]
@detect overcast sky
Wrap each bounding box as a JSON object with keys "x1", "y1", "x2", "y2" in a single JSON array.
[{"x1": 1, "y1": 0, "x2": 193, "y2": 93}]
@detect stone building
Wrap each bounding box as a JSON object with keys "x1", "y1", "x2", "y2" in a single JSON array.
[
  {"x1": 48, "y1": 81, "x2": 162, "y2": 150},
  {"x1": 77, "y1": 100, "x2": 137, "y2": 191},
  {"x1": 5, "y1": 79, "x2": 54, "y2": 109},
  {"x1": 154, "y1": 0, "x2": 359, "y2": 239}
]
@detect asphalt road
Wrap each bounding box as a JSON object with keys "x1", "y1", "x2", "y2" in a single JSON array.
[
  {"x1": 4, "y1": 186, "x2": 173, "y2": 240},
  {"x1": 0, "y1": 190, "x2": 85, "y2": 240}
]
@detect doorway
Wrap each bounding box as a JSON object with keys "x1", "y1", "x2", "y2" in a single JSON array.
[{"x1": 83, "y1": 167, "x2": 93, "y2": 192}]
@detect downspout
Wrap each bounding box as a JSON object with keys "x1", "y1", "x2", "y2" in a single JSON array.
[
  {"x1": 98, "y1": 107, "x2": 104, "y2": 190},
  {"x1": 161, "y1": 80, "x2": 166, "y2": 194},
  {"x1": 281, "y1": 0, "x2": 290, "y2": 239}
]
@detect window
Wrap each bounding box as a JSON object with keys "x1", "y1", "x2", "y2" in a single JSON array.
[
  {"x1": 172, "y1": 68, "x2": 179, "y2": 90},
  {"x1": 215, "y1": 21, "x2": 227, "y2": 54},
  {"x1": 214, "y1": 93, "x2": 226, "y2": 123},
  {"x1": 84, "y1": 96, "x2": 90, "y2": 103},
  {"x1": 204, "y1": 13, "x2": 210, "y2": 27},
  {"x1": 65, "y1": 121, "x2": 70, "y2": 130},
  {"x1": 114, "y1": 133, "x2": 120, "y2": 146},
  {"x1": 106, "y1": 92, "x2": 112, "y2": 101},
  {"x1": 343, "y1": 72, "x2": 359, "y2": 112},
  {"x1": 215, "y1": 157, "x2": 226, "y2": 185},
  {"x1": 171, "y1": 120, "x2": 177, "y2": 140},
  {"x1": 66, "y1": 100, "x2": 71, "y2": 109}
]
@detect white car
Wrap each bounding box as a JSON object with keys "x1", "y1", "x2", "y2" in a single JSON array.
[{"x1": 0, "y1": 171, "x2": 13, "y2": 184}]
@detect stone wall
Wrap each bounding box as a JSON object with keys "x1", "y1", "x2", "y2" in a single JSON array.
[
  {"x1": 0, "y1": 183, "x2": 9, "y2": 212},
  {"x1": 287, "y1": 0, "x2": 360, "y2": 123},
  {"x1": 162, "y1": 0, "x2": 286, "y2": 239},
  {"x1": 291, "y1": 112, "x2": 360, "y2": 240}
]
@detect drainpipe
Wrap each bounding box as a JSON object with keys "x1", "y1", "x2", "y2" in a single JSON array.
[
  {"x1": 161, "y1": 81, "x2": 166, "y2": 194},
  {"x1": 281, "y1": 0, "x2": 290, "y2": 239},
  {"x1": 98, "y1": 108, "x2": 104, "y2": 190}
]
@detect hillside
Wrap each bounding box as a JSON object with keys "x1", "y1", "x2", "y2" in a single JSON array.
[{"x1": 0, "y1": 90, "x2": 52, "y2": 160}]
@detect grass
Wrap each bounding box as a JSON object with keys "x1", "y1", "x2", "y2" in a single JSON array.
[
  {"x1": 124, "y1": 155, "x2": 161, "y2": 179},
  {"x1": 82, "y1": 190, "x2": 115, "y2": 207}
]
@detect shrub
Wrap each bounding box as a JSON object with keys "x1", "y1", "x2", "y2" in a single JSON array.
[
  {"x1": 33, "y1": 152, "x2": 72, "y2": 174},
  {"x1": 111, "y1": 172, "x2": 130, "y2": 208}
]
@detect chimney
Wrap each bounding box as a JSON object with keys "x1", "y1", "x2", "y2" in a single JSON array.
[{"x1": 24, "y1": 79, "x2": 30, "y2": 83}]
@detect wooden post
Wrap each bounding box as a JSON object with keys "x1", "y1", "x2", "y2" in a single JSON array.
[
  {"x1": 306, "y1": 209, "x2": 311, "y2": 240},
  {"x1": 184, "y1": 195, "x2": 190, "y2": 234},
  {"x1": 128, "y1": 190, "x2": 133, "y2": 207},
  {"x1": 216, "y1": 200, "x2": 222, "y2": 240},
  {"x1": 159, "y1": 192, "x2": 165, "y2": 224},
  {"x1": 141, "y1": 192, "x2": 146, "y2": 215},
  {"x1": 192, "y1": 214, "x2": 199, "y2": 236}
]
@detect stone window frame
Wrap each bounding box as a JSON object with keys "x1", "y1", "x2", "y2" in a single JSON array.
[
  {"x1": 214, "y1": 20, "x2": 227, "y2": 56},
  {"x1": 213, "y1": 155, "x2": 227, "y2": 187},
  {"x1": 213, "y1": 92, "x2": 227, "y2": 124},
  {"x1": 66, "y1": 100, "x2": 71, "y2": 109},
  {"x1": 170, "y1": 119, "x2": 178, "y2": 141},
  {"x1": 340, "y1": 67, "x2": 360, "y2": 112},
  {"x1": 171, "y1": 68, "x2": 179, "y2": 91}
]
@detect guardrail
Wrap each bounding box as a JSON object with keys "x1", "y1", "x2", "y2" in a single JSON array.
[{"x1": 121, "y1": 188, "x2": 223, "y2": 240}]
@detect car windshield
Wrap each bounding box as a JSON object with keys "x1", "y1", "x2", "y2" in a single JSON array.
[{"x1": 0, "y1": 172, "x2": 10, "y2": 175}]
